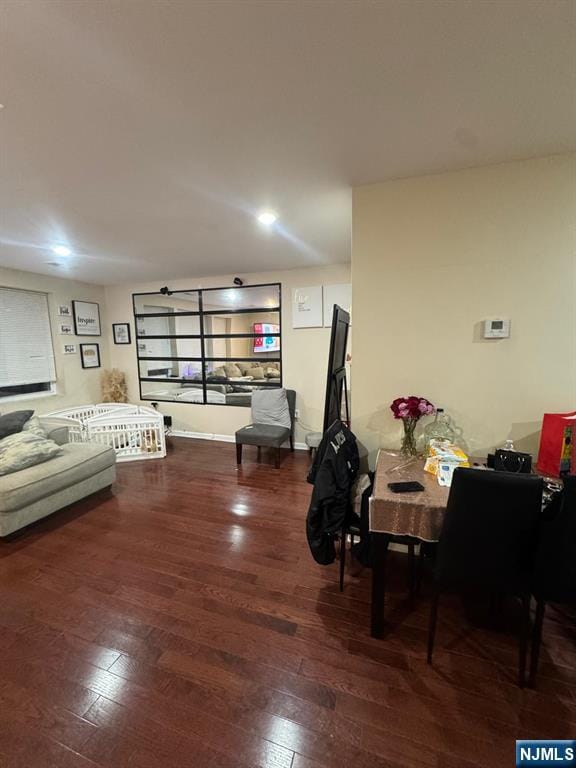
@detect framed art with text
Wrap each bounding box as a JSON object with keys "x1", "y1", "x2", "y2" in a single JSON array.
[
  {"x1": 73, "y1": 300, "x2": 101, "y2": 336},
  {"x1": 113, "y1": 323, "x2": 131, "y2": 344}
]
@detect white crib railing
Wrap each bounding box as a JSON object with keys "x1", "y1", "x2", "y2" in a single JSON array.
[{"x1": 45, "y1": 404, "x2": 166, "y2": 461}]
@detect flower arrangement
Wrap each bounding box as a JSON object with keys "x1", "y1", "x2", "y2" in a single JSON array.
[{"x1": 390, "y1": 396, "x2": 435, "y2": 457}]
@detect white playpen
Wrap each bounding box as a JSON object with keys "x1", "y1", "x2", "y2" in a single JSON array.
[{"x1": 46, "y1": 403, "x2": 166, "y2": 462}]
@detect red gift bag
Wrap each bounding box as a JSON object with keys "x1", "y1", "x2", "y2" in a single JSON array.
[{"x1": 537, "y1": 411, "x2": 576, "y2": 478}]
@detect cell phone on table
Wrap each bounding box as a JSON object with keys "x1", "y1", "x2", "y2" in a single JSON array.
[{"x1": 387, "y1": 481, "x2": 425, "y2": 493}]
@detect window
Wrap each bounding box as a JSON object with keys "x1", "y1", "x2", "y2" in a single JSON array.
[
  {"x1": 133, "y1": 283, "x2": 282, "y2": 407},
  {"x1": 0, "y1": 287, "x2": 57, "y2": 399}
]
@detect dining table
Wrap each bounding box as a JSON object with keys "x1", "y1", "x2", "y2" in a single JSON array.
[{"x1": 369, "y1": 450, "x2": 451, "y2": 637}]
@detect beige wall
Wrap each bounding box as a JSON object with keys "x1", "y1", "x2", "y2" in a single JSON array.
[
  {"x1": 104, "y1": 264, "x2": 351, "y2": 444},
  {"x1": 352, "y1": 154, "x2": 576, "y2": 462},
  {"x1": 0, "y1": 266, "x2": 109, "y2": 414}
]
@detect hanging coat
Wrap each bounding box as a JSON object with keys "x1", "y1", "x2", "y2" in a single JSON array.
[{"x1": 306, "y1": 420, "x2": 360, "y2": 565}]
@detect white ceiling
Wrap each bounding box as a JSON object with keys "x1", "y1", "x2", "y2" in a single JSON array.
[{"x1": 1, "y1": 0, "x2": 575, "y2": 285}]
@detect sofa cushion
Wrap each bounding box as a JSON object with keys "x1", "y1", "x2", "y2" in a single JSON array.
[
  {"x1": 23, "y1": 416, "x2": 48, "y2": 438},
  {"x1": 38, "y1": 417, "x2": 71, "y2": 446},
  {"x1": 224, "y1": 363, "x2": 242, "y2": 378},
  {"x1": 0, "y1": 410, "x2": 34, "y2": 440},
  {"x1": 0, "y1": 442, "x2": 116, "y2": 514},
  {"x1": 248, "y1": 366, "x2": 264, "y2": 380},
  {"x1": 0, "y1": 432, "x2": 62, "y2": 477}
]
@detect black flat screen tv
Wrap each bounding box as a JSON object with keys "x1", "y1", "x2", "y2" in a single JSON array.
[{"x1": 322, "y1": 304, "x2": 350, "y2": 433}]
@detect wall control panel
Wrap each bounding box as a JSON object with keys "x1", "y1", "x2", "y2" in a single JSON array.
[{"x1": 483, "y1": 318, "x2": 511, "y2": 339}]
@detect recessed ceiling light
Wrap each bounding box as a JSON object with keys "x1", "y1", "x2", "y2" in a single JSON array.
[
  {"x1": 51, "y1": 245, "x2": 71, "y2": 257},
  {"x1": 257, "y1": 210, "x2": 278, "y2": 226}
]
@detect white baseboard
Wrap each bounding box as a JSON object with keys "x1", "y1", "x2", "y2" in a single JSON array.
[{"x1": 170, "y1": 429, "x2": 308, "y2": 451}]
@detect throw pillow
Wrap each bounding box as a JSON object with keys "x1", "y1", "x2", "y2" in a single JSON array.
[
  {"x1": 238, "y1": 363, "x2": 252, "y2": 376},
  {"x1": 212, "y1": 366, "x2": 227, "y2": 379},
  {"x1": 0, "y1": 432, "x2": 62, "y2": 477},
  {"x1": 0, "y1": 410, "x2": 34, "y2": 440},
  {"x1": 224, "y1": 363, "x2": 242, "y2": 378},
  {"x1": 251, "y1": 388, "x2": 291, "y2": 429},
  {"x1": 23, "y1": 416, "x2": 48, "y2": 438},
  {"x1": 249, "y1": 366, "x2": 265, "y2": 380},
  {"x1": 265, "y1": 367, "x2": 281, "y2": 378}
]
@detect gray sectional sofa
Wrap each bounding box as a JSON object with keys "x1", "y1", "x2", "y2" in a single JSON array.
[{"x1": 0, "y1": 418, "x2": 116, "y2": 537}]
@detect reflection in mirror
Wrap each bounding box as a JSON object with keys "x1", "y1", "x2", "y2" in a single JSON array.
[
  {"x1": 133, "y1": 284, "x2": 281, "y2": 407},
  {"x1": 138, "y1": 360, "x2": 202, "y2": 380},
  {"x1": 134, "y1": 292, "x2": 200, "y2": 314},
  {"x1": 205, "y1": 359, "x2": 281, "y2": 383},
  {"x1": 202, "y1": 285, "x2": 280, "y2": 312},
  {"x1": 136, "y1": 314, "x2": 201, "y2": 339}
]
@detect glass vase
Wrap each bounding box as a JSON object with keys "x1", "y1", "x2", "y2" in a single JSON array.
[{"x1": 401, "y1": 418, "x2": 418, "y2": 457}]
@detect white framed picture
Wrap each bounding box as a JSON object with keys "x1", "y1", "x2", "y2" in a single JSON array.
[
  {"x1": 59, "y1": 322, "x2": 74, "y2": 335},
  {"x1": 58, "y1": 304, "x2": 72, "y2": 317},
  {"x1": 62, "y1": 343, "x2": 77, "y2": 355},
  {"x1": 292, "y1": 285, "x2": 323, "y2": 328},
  {"x1": 73, "y1": 300, "x2": 101, "y2": 336},
  {"x1": 323, "y1": 284, "x2": 352, "y2": 327}
]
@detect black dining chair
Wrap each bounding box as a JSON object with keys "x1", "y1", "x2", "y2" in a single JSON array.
[
  {"x1": 427, "y1": 467, "x2": 543, "y2": 687},
  {"x1": 529, "y1": 475, "x2": 576, "y2": 688}
]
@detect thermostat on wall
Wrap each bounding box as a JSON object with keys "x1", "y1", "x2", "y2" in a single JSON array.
[{"x1": 483, "y1": 318, "x2": 511, "y2": 339}]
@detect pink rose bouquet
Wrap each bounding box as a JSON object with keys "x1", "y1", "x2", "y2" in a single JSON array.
[{"x1": 390, "y1": 396, "x2": 435, "y2": 456}]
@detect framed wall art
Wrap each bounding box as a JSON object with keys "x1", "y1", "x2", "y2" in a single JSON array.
[
  {"x1": 80, "y1": 343, "x2": 101, "y2": 369},
  {"x1": 73, "y1": 300, "x2": 101, "y2": 336},
  {"x1": 113, "y1": 323, "x2": 131, "y2": 344}
]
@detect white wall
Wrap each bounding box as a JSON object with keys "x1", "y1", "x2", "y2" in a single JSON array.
[
  {"x1": 0, "y1": 266, "x2": 109, "y2": 415},
  {"x1": 104, "y1": 264, "x2": 351, "y2": 444},
  {"x1": 352, "y1": 154, "x2": 576, "y2": 462}
]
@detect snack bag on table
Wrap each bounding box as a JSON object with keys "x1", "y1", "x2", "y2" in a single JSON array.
[{"x1": 424, "y1": 439, "x2": 469, "y2": 487}]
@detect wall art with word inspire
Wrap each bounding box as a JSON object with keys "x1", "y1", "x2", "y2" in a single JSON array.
[{"x1": 73, "y1": 301, "x2": 101, "y2": 336}]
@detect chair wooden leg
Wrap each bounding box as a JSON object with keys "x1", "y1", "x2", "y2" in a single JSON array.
[
  {"x1": 236, "y1": 443, "x2": 242, "y2": 465},
  {"x1": 518, "y1": 594, "x2": 531, "y2": 688},
  {"x1": 289, "y1": 436, "x2": 294, "y2": 452},
  {"x1": 529, "y1": 599, "x2": 545, "y2": 688},
  {"x1": 275, "y1": 446, "x2": 281, "y2": 469},
  {"x1": 427, "y1": 589, "x2": 440, "y2": 664},
  {"x1": 339, "y1": 528, "x2": 346, "y2": 593}
]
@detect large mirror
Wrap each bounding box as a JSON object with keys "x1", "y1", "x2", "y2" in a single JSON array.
[{"x1": 133, "y1": 283, "x2": 282, "y2": 407}]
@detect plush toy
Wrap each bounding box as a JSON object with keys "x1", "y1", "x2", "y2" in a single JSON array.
[{"x1": 101, "y1": 369, "x2": 128, "y2": 403}]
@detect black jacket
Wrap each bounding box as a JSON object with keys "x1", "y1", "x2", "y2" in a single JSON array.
[{"x1": 306, "y1": 420, "x2": 360, "y2": 564}]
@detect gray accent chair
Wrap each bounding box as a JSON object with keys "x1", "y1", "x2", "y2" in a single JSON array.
[{"x1": 235, "y1": 389, "x2": 296, "y2": 469}]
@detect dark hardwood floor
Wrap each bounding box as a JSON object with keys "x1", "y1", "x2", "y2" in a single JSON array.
[{"x1": 0, "y1": 437, "x2": 574, "y2": 768}]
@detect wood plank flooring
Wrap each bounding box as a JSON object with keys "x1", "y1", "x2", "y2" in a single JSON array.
[{"x1": 0, "y1": 437, "x2": 574, "y2": 768}]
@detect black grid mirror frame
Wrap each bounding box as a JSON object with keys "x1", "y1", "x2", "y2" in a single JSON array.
[{"x1": 132, "y1": 283, "x2": 282, "y2": 407}]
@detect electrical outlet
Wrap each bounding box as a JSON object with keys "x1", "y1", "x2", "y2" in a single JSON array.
[{"x1": 294, "y1": 408, "x2": 300, "y2": 420}]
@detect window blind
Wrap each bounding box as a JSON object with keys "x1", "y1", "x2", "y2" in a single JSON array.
[{"x1": 0, "y1": 287, "x2": 57, "y2": 387}]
